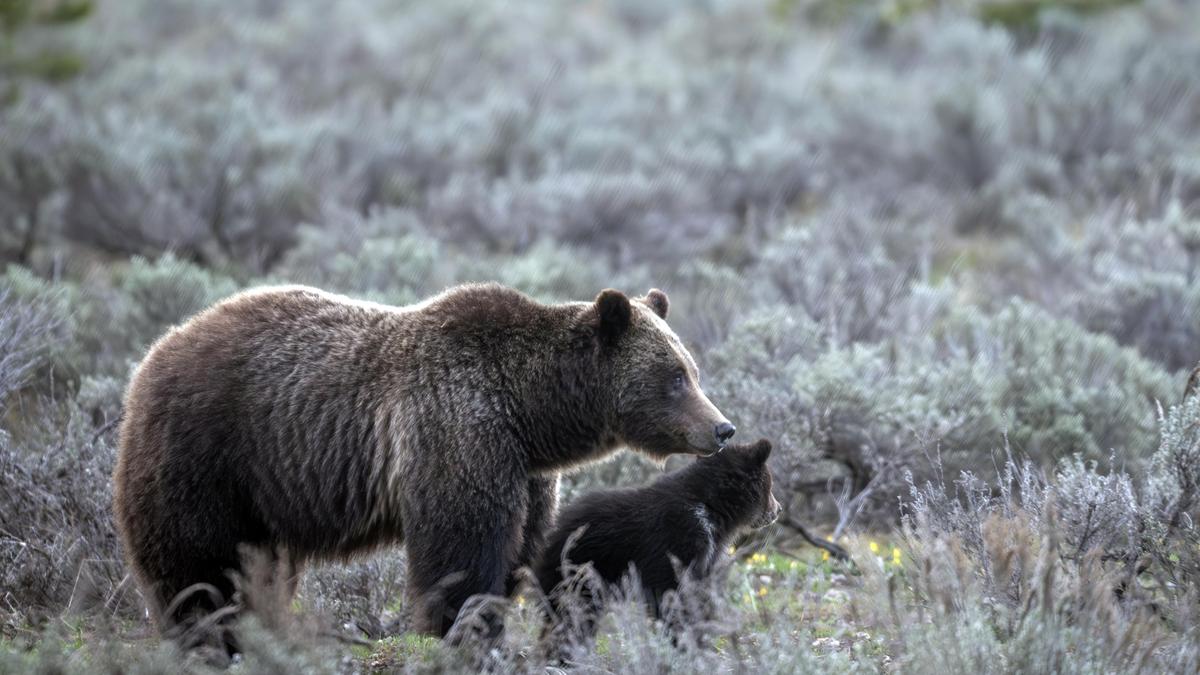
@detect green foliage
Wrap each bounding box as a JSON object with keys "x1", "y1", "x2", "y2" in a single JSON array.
[
  {"x1": 707, "y1": 290, "x2": 1173, "y2": 528},
  {"x1": 0, "y1": 0, "x2": 91, "y2": 32},
  {"x1": 0, "y1": 265, "x2": 80, "y2": 396},
  {"x1": 0, "y1": 0, "x2": 91, "y2": 98},
  {"x1": 465, "y1": 239, "x2": 611, "y2": 304},
  {"x1": 979, "y1": 0, "x2": 1141, "y2": 30},
  {"x1": 901, "y1": 395, "x2": 1200, "y2": 671},
  {"x1": 274, "y1": 210, "x2": 435, "y2": 298},
  {"x1": 277, "y1": 211, "x2": 614, "y2": 306},
  {"x1": 705, "y1": 301, "x2": 827, "y2": 443},
  {"x1": 115, "y1": 255, "x2": 238, "y2": 347},
  {"x1": 1146, "y1": 395, "x2": 1200, "y2": 526},
  {"x1": 1140, "y1": 395, "x2": 1200, "y2": 593},
  {"x1": 0, "y1": 403, "x2": 128, "y2": 629},
  {"x1": 954, "y1": 301, "x2": 1174, "y2": 468},
  {"x1": 299, "y1": 549, "x2": 407, "y2": 640},
  {"x1": 68, "y1": 254, "x2": 239, "y2": 378}
]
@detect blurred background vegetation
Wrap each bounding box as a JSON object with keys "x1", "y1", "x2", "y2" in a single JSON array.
[{"x1": 2, "y1": 0, "x2": 1200, "y2": 671}]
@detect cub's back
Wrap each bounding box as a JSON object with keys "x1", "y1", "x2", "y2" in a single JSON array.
[{"x1": 535, "y1": 483, "x2": 698, "y2": 594}]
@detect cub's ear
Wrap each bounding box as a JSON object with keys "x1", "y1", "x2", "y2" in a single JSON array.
[
  {"x1": 642, "y1": 288, "x2": 669, "y2": 319},
  {"x1": 594, "y1": 289, "x2": 632, "y2": 346},
  {"x1": 749, "y1": 438, "x2": 773, "y2": 464}
]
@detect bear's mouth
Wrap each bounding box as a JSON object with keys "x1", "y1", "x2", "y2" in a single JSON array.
[
  {"x1": 689, "y1": 438, "x2": 726, "y2": 457},
  {"x1": 751, "y1": 496, "x2": 783, "y2": 529},
  {"x1": 751, "y1": 509, "x2": 780, "y2": 529},
  {"x1": 683, "y1": 430, "x2": 726, "y2": 457}
]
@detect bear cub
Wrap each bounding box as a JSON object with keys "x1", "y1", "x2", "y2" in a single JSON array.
[{"x1": 534, "y1": 438, "x2": 781, "y2": 625}]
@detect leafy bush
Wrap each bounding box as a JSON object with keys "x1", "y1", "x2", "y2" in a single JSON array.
[
  {"x1": 0, "y1": 287, "x2": 62, "y2": 409},
  {"x1": 950, "y1": 301, "x2": 1172, "y2": 468},
  {"x1": 1141, "y1": 394, "x2": 1200, "y2": 590},
  {"x1": 0, "y1": 267, "x2": 78, "y2": 402},
  {"x1": 982, "y1": 208, "x2": 1200, "y2": 371},
  {"x1": 706, "y1": 291, "x2": 1173, "y2": 530},
  {"x1": 0, "y1": 405, "x2": 129, "y2": 632},
  {"x1": 299, "y1": 550, "x2": 408, "y2": 640},
  {"x1": 66, "y1": 254, "x2": 239, "y2": 378},
  {"x1": 902, "y1": 391, "x2": 1200, "y2": 665}
]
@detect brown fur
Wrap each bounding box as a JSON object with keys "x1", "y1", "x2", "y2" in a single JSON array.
[{"x1": 112, "y1": 283, "x2": 732, "y2": 641}]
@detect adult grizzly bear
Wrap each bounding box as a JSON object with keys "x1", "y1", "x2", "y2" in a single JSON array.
[{"x1": 113, "y1": 283, "x2": 735, "y2": 642}]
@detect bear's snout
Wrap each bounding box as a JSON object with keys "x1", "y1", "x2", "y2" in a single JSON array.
[
  {"x1": 753, "y1": 493, "x2": 783, "y2": 529},
  {"x1": 714, "y1": 422, "x2": 736, "y2": 445},
  {"x1": 679, "y1": 391, "x2": 735, "y2": 456},
  {"x1": 768, "y1": 493, "x2": 782, "y2": 521}
]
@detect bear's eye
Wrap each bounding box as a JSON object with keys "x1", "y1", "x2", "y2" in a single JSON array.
[{"x1": 671, "y1": 371, "x2": 686, "y2": 391}]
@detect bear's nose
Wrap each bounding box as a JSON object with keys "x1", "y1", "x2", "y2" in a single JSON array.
[{"x1": 714, "y1": 422, "x2": 736, "y2": 444}]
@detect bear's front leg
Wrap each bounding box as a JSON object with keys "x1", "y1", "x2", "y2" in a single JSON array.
[
  {"x1": 404, "y1": 480, "x2": 526, "y2": 639},
  {"x1": 506, "y1": 473, "x2": 559, "y2": 596}
]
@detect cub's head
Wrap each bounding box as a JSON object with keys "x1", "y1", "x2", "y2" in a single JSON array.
[
  {"x1": 584, "y1": 287, "x2": 734, "y2": 459},
  {"x1": 696, "y1": 438, "x2": 782, "y2": 530}
]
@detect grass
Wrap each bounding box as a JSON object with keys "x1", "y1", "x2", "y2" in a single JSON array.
[
  {"x1": 1, "y1": 524, "x2": 1196, "y2": 673},
  {"x1": 359, "y1": 634, "x2": 442, "y2": 671},
  {"x1": 0, "y1": 541, "x2": 869, "y2": 672}
]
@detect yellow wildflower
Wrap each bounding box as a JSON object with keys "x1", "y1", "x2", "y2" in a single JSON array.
[
  {"x1": 822, "y1": 550, "x2": 830, "y2": 561},
  {"x1": 869, "y1": 541, "x2": 879, "y2": 554},
  {"x1": 892, "y1": 547, "x2": 902, "y2": 566},
  {"x1": 758, "y1": 587, "x2": 768, "y2": 597}
]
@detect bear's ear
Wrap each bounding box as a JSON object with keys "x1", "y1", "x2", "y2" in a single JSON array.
[
  {"x1": 642, "y1": 288, "x2": 669, "y2": 319},
  {"x1": 594, "y1": 289, "x2": 632, "y2": 346},
  {"x1": 748, "y1": 439, "x2": 773, "y2": 464}
]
